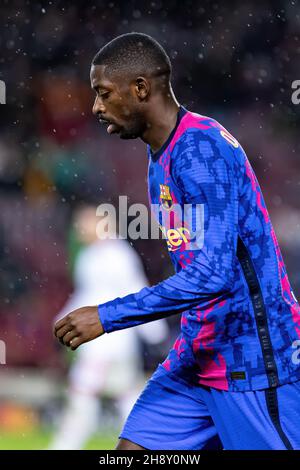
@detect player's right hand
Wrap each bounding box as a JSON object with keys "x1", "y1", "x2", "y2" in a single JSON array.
[{"x1": 53, "y1": 306, "x2": 104, "y2": 350}]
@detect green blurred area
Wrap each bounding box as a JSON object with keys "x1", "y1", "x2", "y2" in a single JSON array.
[{"x1": 0, "y1": 429, "x2": 116, "y2": 450}]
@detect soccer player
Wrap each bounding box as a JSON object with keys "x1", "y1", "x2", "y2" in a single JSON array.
[{"x1": 54, "y1": 33, "x2": 300, "y2": 450}]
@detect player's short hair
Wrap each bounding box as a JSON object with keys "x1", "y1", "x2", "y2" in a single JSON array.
[{"x1": 92, "y1": 32, "x2": 172, "y2": 83}]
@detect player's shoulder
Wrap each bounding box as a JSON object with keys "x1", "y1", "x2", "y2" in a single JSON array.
[
  {"x1": 176, "y1": 109, "x2": 241, "y2": 152},
  {"x1": 171, "y1": 109, "x2": 246, "y2": 178}
]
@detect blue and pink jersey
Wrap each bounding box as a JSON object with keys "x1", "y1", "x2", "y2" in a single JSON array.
[{"x1": 98, "y1": 106, "x2": 300, "y2": 391}]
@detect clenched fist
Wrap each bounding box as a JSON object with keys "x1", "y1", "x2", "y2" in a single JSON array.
[{"x1": 54, "y1": 306, "x2": 104, "y2": 350}]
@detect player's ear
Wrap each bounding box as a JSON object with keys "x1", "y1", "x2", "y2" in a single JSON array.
[{"x1": 134, "y1": 77, "x2": 150, "y2": 101}]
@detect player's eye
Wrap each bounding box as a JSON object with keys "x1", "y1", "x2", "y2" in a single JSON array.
[{"x1": 100, "y1": 91, "x2": 110, "y2": 100}]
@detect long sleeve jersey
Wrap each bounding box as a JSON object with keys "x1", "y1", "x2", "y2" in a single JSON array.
[{"x1": 98, "y1": 106, "x2": 300, "y2": 391}]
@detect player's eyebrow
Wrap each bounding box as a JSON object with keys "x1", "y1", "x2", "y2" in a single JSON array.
[{"x1": 92, "y1": 83, "x2": 111, "y2": 94}]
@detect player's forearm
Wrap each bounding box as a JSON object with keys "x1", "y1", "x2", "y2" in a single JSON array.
[{"x1": 98, "y1": 259, "x2": 234, "y2": 333}]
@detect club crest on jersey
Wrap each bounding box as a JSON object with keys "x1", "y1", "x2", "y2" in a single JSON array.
[
  {"x1": 160, "y1": 184, "x2": 173, "y2": 210},
  {"x1": 159, "y1": 184, "x2": 173, "y2": 210}
]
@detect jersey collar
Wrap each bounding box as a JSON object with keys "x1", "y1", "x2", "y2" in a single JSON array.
[{"x1": 149, "y1": 105, "x2": 187, "y2": 162}]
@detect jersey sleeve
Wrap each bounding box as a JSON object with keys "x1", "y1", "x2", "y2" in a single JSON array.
[{"x1": 98, "y1": 129, "x2": 239, "y2": 333}]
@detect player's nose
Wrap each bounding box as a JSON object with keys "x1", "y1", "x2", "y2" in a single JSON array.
[{"x1": 92, "y1": 96, "x2": 105, "y2": 116}]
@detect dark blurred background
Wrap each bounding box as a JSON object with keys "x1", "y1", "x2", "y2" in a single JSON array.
[{"x1": 0, "y1": 0, "x2": 299, "y2": 447}]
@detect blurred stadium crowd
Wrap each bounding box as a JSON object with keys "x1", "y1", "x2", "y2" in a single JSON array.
[{"x1": 0, "y1": 0, "x2": 299, "y2": 440}]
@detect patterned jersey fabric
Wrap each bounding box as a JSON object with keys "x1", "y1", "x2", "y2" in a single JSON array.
[{"x1": 98, "y1": 106, "x2": 300, "y2": 391}]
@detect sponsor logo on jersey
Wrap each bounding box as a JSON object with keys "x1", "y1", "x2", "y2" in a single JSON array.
[{"x1": 160, "y1": 225, "x2": 191, "y2": 252}]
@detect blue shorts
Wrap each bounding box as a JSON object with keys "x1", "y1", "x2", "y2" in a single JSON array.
[{"x1": 120, "y1": 366, "x2": 300, "y2": 450}]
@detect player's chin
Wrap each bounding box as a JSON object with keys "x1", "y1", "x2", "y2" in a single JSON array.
[{"x1": 119, "y1": 130, "x2": 140, "y2": 140}]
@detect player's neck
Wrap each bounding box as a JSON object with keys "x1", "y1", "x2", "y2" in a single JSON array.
[{"x1": 141, "y1": 92, "x2": 180, "y2": 153}]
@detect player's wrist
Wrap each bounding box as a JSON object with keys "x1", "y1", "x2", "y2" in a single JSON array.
[{"x1": 97, "y1": 304, "x2": 107, "y2": 334}]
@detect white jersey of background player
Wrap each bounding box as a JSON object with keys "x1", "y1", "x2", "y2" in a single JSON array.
[{"x1": 50, "y1": 205, "x2": 168, "y2": 450}]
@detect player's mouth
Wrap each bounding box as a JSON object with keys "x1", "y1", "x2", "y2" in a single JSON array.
[{"x1": 98, "y1": 117, "x2": 120, "y2": 135}]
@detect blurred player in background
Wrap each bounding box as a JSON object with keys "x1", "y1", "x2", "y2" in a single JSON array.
[
  {"x1": 50, "y1": 204, "x2": 168, "y2": 450},
  {"x1": 54, "y1": 33, "x2": 300, "y2": 450}
]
